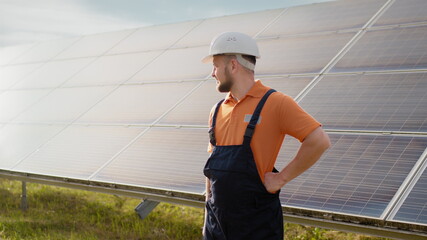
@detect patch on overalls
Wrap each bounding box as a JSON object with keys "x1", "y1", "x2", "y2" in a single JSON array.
[{"x1": 244, "y1": 114, "x2": 261, "y2": 124}]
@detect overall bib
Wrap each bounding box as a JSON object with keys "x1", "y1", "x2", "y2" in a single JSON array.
[{"x1": 203, "y1": 89, "x2": 284, "y2": 240}]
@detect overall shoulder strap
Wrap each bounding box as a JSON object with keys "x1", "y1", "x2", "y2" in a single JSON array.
[
  {"x1": 209, "y1": 99, "x2": 225, "y2": 146},
  {"x1": 243, "y1": 89, "x2": 276, "y2": 145}
]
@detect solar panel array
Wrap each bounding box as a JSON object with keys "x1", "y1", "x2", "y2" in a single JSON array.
[{"x1": 1, "y1": 0, "x2": 427, "y2": 233}]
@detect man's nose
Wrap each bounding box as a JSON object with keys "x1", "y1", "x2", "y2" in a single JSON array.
[{"x1": 211, "y1": 68, "x2": 216, "y2": 78}]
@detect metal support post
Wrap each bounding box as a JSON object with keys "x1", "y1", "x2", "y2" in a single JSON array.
[
  {"x1": 20, "y1": 181, "x2": 28, "y2": 211},
  {"x1": 134, "y1": 199, "x2": 159, "y2": 220}
]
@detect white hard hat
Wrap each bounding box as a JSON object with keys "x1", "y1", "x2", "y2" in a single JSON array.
[{"x1": 202, "y1": 32, "x2": 260, "y2": 70}]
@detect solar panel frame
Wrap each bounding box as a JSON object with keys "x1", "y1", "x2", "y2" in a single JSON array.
[{"x1": 392, "y1": 165, "x2": 427, "y2": 225}]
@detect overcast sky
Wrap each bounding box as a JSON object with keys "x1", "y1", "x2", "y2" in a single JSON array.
[{"x1": 0, "y1": 0, "x2": 331, "y2": 48}]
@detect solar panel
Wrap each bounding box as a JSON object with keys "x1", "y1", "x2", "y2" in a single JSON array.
[
  {"x1": 107, "y1": 21, "x2": 202, "y2": 54},
  {"x1": 332, "y1": 26, "x2": 427, "y2": 73},
  {"x1": 393, "y1": 165, "x2": 427, "y2": 225},
  {"x1": 13, "y1": 125, "x2": 146, "y2": 179},
  {"x1": 0, "y1": 43, "x2": 35, "y2": 66},
  {"x1": 257, "y1": 32, "x2": 354, "y2": 75},
  {"x1": 262, "y1": 76, "x2": 313, "y2": 98},
  {"x1": 76, "y1": 82, "x2": 199, "y2": 124},
  {"x1": 10, "y1": 37, "x2": 79, "y2": 64},
  {"x1": 374, "y1": 0, "x2": 427, "y2": 27},
  {"x1": 15, "y1": 86, "x2": 114, "y2": 124},
  {"x1": 12, "y1": 58, "x2": 94, "y2": 89},
  {"x1": 173, "y1": 9, "x2": 283, "y2": 48},
  {"x1": 276, "y1": 134, "x2": 427, "y2": 217},
  {"x1": 1, "y1": 0, "x2": 427, "y2": 237},
  {"x1": 127, "y1": 46, "x2": 212, "y2": 83},
  {"x1": 62, "y1": 51, "x2": 161, "y2": 87},
  {"x1": 0, "y1": 63, "x2": 42, "y2": 90},
  {"x1": 158, "y1": 76, "x2": 311, "y2": 126},
  {"x1": 298, "y1": 72, "x2": 427, "y2": 132},
  {"x1": 0, "y1": 124, "x2": 63, "y2": 169},
  {"x1": 92, "y1": 127, "x2": 209, "y2": 193},
  {"x1": 0, "y1": 89, "x2": 50, "y2": 123},
  {"x1": 54, "y1": 30, "x2": 134, "y2": 60},
  {"x1": 259, "y1": 0, "x2": 386, "y2": 37}
]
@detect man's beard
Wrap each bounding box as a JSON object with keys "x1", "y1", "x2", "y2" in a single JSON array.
[{"x1": 217, "y1": 68, "x2": 233, "y2": 93}]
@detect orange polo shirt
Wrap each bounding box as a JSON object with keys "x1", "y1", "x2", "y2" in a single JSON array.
[{"x1": 208, "y1": 80, "x2": 321, "y2": 182}]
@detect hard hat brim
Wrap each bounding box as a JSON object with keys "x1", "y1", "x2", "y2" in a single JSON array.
[{"x1": 201, "y1": 55, "x2": 213, "y2": 63}]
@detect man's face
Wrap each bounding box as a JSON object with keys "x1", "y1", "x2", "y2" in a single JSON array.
[{"x1": 212, "y1": 55, "x2": 233, "y2": 93}]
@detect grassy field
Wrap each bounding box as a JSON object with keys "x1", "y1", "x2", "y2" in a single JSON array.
[{"x1": 0, "y1": 179, "x2": 389, "y2": 240}]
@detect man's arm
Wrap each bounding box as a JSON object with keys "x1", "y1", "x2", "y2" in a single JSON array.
[{"x1": 264, "y1": 127, "x2": 330, "y2": 193}]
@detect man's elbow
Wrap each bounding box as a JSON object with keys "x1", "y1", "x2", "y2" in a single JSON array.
[
  {"x1": 307, "y1": 127, "x2": 331, "y2": 152},
  {"x1": 319, "y1": 129, "x2": 331, "y2": 152}
]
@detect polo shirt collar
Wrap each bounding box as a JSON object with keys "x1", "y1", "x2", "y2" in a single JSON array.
[{"x1": 224, "y1": 80, "x2": 265, "y2": 103}]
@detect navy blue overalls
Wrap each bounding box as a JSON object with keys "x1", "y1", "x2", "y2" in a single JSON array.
[{"x1": 203, "y1": 89, "x2": 284, "y2": 240}]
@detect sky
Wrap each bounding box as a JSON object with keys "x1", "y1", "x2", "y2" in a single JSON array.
[{"x1": 0, "y1": 0, "x2": 331, "y2": 48}]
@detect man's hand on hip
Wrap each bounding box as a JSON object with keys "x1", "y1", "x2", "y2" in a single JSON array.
[{"x1": 264, "y1": 172, "x2": 286, "y2": 194}]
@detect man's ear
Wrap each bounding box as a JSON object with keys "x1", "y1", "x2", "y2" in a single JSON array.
[{"x1": 230, "y1": 58, "x2": 238, "y2": 72}]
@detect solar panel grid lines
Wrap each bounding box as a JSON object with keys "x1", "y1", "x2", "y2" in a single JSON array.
[
  {"x1": 331, "y1": 25, "x2": 427, "y2": 73},
  {"x1": 91, "y1": 127, "x2": 210, "y2": 194},
  {"x1": 276, "y1": 134, "x2": 427, "y2": 218},
  {"x1": 373, "y1": 0, "x2": 427, "y2": 27},
  {"x1": 297, "y1": 72, "x2": 427, "y2": 133}
]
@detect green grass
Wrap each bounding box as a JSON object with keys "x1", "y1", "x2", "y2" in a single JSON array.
[{"x1": 0, "y1": 179, "x2": 389, "y2": 240}]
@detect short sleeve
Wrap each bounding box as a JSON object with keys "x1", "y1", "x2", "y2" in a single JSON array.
[{"x1": 279, "y1": 94, "x2": 321, "y2": 142}]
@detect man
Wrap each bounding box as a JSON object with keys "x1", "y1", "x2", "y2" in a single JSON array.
[{"x1": 202, "y1": 32, "x2": 330, "y2": 240}]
